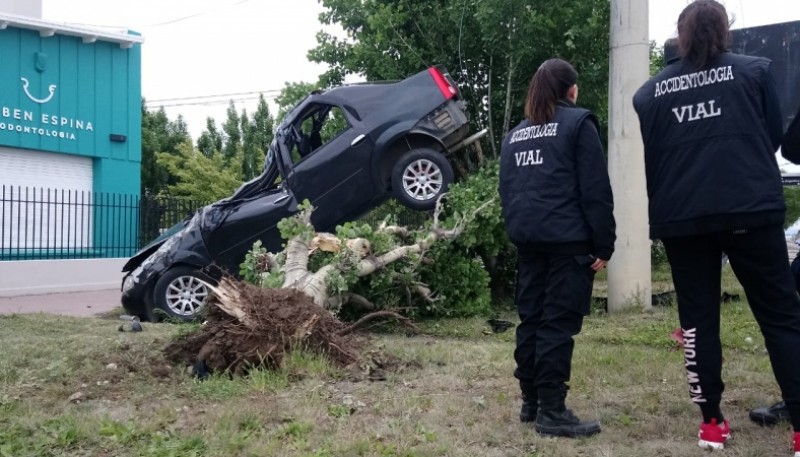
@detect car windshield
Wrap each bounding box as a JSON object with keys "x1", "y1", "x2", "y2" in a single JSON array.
[{"x1": 218, "y1": 147, "x2": 281, "y2": 203}]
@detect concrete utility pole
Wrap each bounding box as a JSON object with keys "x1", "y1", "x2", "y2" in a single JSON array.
[{"x1": 607, "y1": 0, "x2": 652, "y2": 310}]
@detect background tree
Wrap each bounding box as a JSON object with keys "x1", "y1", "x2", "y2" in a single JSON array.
[
  {"x1": 241, "y1": 96, "x2": 276, "y2": 181},
  {"x1": 192, "y1": 99, "x2": 277, "y2": 182},
  {"x1": 197, "y1": 117, "x2": 224, "y2": 158},
  {"x1": 650, "y1": 40, "x2": 666, "y2": 76},
  {"x1": 251, "y1": 95, "x2": 275, "y2": 153},
  {"x1": 156, "y1": 142, "x2": 244, "y2": 202},
  {"x1": 275, "y1": 81, "x2": 320, "y2": 121},
  {"x1": 309, "y1": 0, "x2": 611, "y2": 153},
  {"x1": 140, "y1": 100, "x2": 191, "y2": 196},
  {"x1": 240, "y1": 108, "x2": 258, "y2": 181},
  {"x1": 222, "y1": 101, "x2": 242, "y2": 161}
]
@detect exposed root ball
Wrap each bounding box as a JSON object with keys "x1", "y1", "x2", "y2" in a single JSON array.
[{"x1": 165, "y1": 279, "x2": 361, "y2": 375}]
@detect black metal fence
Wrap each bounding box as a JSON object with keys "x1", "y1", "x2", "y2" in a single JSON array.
[
  {"x1": 1, "y1": 184, "x2": 431, "y2": 262},
  {"x1": 137, "y1": 194, "x2": 207, "y2": 249},
  {"x1": 0, "y1": 186, "x2": 207, "y2": 261}
]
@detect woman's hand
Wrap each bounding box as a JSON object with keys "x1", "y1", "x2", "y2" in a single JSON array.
[{"x1": 591, "y1": 258, "x2": 608, "y2": 272}]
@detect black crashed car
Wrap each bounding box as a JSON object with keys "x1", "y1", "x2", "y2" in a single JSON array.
[{"x1": 121, "y1": 66, "x2": 486, "y2": 321}]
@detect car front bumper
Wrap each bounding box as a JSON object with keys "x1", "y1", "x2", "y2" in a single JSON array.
[{"x1": 120, "y1": 267, "x2": 161, "y2": 319}]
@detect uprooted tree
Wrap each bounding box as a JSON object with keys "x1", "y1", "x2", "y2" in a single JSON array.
[{"x1": 165, "y1": 198, "x2": 492, "y2": 375}]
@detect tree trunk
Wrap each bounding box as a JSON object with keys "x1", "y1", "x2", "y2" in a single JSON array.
[
  {"x1": 283, "y1": 236, "x2": 311, "y2": 288},
  {"x1": 502, "y1": 17, "x2": 518, "y2": 138},
  {"x1": 486, "y1": 56, "x2": 497, "y2": 159},
  {"x1": 503, "y1": 54, "x2": 516, "y2": 137},
  {"x1": 282, "y1": 209, "x2": 314, "y2": 289}
]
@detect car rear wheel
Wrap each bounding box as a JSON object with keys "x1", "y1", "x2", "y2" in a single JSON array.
[
  {"x1": 391, "y1": 148, "x2": 454, "y2": 211},
  {"x1": 153, "y1": 266, "x2": 212, "y2": 321}
]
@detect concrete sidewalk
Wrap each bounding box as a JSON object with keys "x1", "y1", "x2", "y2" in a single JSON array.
[{"x1": 0, "y1": 288, "x2": 122, "y2": 317}]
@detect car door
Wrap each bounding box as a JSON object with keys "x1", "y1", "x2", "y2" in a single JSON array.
[
  {"x1": 204, "y1": 152, "x2": 296, "y2": 269},
  {"x1": 284, "y1": 103, "x2": 376, "y2": 231},
  {"x1": 205, "y1": 188, "x2": 296, "y2": 271}
]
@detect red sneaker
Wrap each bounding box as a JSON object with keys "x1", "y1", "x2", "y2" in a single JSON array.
[
  {"x1": 793, "y1": 431, "x2": 800, "y2": 457},
  {"x1": 698, "y1": 418, "x2": 730, "y2": 450}
]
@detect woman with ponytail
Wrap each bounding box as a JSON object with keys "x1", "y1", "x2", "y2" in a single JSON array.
[
  {"x1": 499, "y1": 58, "x2": 615, "y2": 438},
  {"x1": 633, "y1": 1, "x2": 800, "y2": 453}
]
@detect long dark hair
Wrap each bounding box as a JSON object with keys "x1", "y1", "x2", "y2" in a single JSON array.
[
  {"x1": 524, "y1": 59, "x2": 578, "y2": 125},
  {"x1": 677, "y1": 0, "x2": 731, "y2": 69}
]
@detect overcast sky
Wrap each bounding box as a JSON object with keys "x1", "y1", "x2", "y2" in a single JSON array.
[
  {"x1": 40, "y1": 0, "x2": 800, "y2": 143},
  {"x1": 43, "y1": 0, "x2": 331, "y2": 140}
]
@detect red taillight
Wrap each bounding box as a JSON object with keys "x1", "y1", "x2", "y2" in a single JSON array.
[{"x1": 428, "y1": 67, "x2": 457, "y2": 100}]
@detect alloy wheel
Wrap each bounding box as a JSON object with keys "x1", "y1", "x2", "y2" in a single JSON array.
[
  {"x1": 401, "y1": 158, "x2": 443, "y2": 201},
  {"x1": 164, "y1": 275, "x2": 208, "y2": 317}
]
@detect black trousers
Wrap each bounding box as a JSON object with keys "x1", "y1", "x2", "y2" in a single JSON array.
[
  {"x1": 663, "y1": 225, "x2": 800, "y2": 430},
  {"x1": 513, "y1": 251, "x2": 594, "y2": 391}
]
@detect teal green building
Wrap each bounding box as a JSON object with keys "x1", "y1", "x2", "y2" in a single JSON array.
[{"x1": 0, "y1": 13, "x2": 143, "y2": 259}]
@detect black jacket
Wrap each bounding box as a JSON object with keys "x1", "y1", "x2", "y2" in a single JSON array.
[
  {"x1": 499, "y1": 101, "x2": 616, "y2": 260},
  {"x1": 633, "y1": 52, "x2": 785, "y2": 239}
]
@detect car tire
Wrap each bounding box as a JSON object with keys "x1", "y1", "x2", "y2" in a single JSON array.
[
  {"x1": 153, "y1": 266, "x2": 213, "y2": 322},
  {"x1": 135, "y1": 309, "x2": 158, "y2": 323},
  {"x1": 391, "y1": 148, "x2": 454, "y2": 211}
]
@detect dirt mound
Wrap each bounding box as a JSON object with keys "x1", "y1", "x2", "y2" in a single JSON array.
[{"x1": 165, "y1": 280, "x2": 362, "y2": 375}]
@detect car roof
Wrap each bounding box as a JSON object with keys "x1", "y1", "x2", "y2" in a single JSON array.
[{"x1": 288, "y1": 68, "x2": 438, "y2": 122}]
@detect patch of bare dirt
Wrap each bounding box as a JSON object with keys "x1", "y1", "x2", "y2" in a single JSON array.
[
  {"x1": 349, "y1": 349, "x2": 423, "y2": 382},
  {"x1": 62, "y1": 348, "x2": 182, "y2": 405}
]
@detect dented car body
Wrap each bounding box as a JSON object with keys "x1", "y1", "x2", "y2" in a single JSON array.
[{"x1": 121, "y1": 66, "x2": 485, "y2": 321}]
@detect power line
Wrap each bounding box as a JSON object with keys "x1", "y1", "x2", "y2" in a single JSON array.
[
  {"x1": 146, "y1": 97, "x2": 274, "y2": 109},
  {"x1": 146, "y1": 89, "x2": 282, "y2": 104},
  {"x1": 144, "y1": 0, "x2": 254, "y2": 27},
  {"x1": 146, "y1": 94, "x2": 279, "y2": 109},
  {"x1": 55, "y1": 0, "x2": 254, "y2": 31}
]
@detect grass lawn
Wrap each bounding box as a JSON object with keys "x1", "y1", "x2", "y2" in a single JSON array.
[{"x1": 0, "y1": 267, "x2": 796, "y2": 457}]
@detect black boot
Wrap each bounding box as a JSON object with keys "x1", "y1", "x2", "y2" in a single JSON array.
[
  {"x1": 749, "y1": 401, "x2": 790, "y2": 426},
  {"x1": 534, "y1": 386, "x2": 601, "y2": 438},
  {"x1": 520, "y1": 384, "x2": 537, "y2": 422},
  {"x1": 519, "y1": 392, "x2": 539, "y2": 422}
]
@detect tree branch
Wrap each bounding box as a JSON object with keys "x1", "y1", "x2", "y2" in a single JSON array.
[
  {"x1": 432, "y1": 194, "x2": 446, "y2": 230},
  {"x1": 327, "y1": 292, "x2": 376, "y2": 311},
  {"x1": 377, "y1": 223, "x2": 411, "y2": 238},
  {"x1": 413, "y1": 283, "x2": 440, "y2": 304},
  {"x1": 337, "y1": 311, "x2": 420, "y2": 336},
  {"x1": 302, "y1": 264, "x2": 336, "y2": 308},
  {"x1": 356, "y1": 199, "x2": 493, "y2": 278},
  {"x1": 474, "y1": 141, "x2": 485, "y2": 167},
  {"x1": 264, "y1": 253, "x2": 279, "y2": 271},
  {"x1": 309, "y1": 233, "x2": 341, "y2": 254},
  {"x1": 294, "y1": 198, "x2": 492, "y2": 309}
]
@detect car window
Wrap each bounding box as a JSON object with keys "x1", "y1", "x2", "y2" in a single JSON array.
[{"x1": 290, "y1": 105, "x2": 350, "y2": 164}]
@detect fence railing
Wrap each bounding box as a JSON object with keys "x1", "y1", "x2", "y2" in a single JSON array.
[
  {"x1": 136, "y1": 194, "x2": 207, "y2": 249},
  {"x1": 0, "y1": 186, "x2": 207, "y2": 261},
  {"x1": 1, "y1": 185, "x2": 431, "y2": 262}
]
